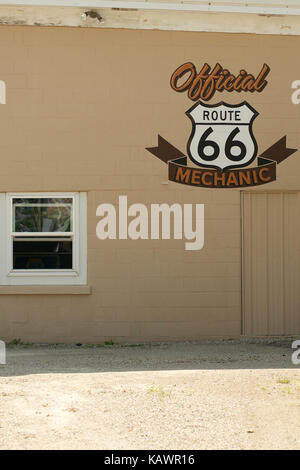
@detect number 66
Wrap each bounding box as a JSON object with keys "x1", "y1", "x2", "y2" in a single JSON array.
[{"x1": 198, "y1": 126, "x2": 247, "y2": 162}]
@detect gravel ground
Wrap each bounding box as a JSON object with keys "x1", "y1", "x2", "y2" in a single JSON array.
[{"x1": 0, "y1": 339, "x2": 299, "y2": 450}]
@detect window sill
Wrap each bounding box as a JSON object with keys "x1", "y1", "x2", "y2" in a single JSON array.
[{"x1": 0, "y1": 285, "x2": 91, "y2": 295}]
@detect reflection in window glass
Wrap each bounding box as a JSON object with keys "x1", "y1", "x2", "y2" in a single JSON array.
[{"x1": 13, "y1": 198, "x2": 72, "y2": 232}]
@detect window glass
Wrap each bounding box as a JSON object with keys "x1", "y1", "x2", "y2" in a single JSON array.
[
  {"x1": 13, "y1": 198, "x2": 72, "y2": 233},
  {"x1": 13, "y1": 238, "x2": 72, "y2": 270}
]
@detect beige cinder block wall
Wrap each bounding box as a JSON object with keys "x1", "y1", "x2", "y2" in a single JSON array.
[{"x1": 0, "y1": 26, "x2": 299, "y2": 343}]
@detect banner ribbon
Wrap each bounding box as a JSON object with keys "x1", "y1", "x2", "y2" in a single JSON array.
[{"x1": 146, "y1": 136, "x2": 297, "y2": 188}]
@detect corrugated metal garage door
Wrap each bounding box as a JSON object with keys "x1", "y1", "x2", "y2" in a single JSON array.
[{"x1": 242, "y1": 191, "x2": 300, "y2": 336}]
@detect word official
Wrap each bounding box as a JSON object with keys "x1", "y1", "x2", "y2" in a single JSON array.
[
  {"x1": 170, "y1": 62, "x2": 270, "y2": 101},
  {"x1": 96, "y1": 196, "x2": 204, "y2": 251}
]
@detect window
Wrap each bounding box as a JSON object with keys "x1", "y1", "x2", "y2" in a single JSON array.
[{"x1": 0, "y1": 192, "x2": 87, "y2": 285}]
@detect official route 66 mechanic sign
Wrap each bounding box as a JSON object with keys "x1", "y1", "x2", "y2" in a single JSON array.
[
  {"x1": 146, "y1": 62, "x2": 297, "y2": 188},
  {"x1": 187, "y1": 101, "x2": 258, "y2": 171}
]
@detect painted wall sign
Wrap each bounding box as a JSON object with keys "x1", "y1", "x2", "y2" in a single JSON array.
[
  {"x1": 170, "y1": 62, "x2": 270, "y2": 101},
  {"x1": 186, "y1": 101, "x2": 258, "y2": 171},
  {"x1": 146, "y1": 63, "x2": 297, "y2": 188}
]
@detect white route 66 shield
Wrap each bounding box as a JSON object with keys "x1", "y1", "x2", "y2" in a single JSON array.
[{"x1": 186, "y1": 101, "x2": 259, "y2": 171}]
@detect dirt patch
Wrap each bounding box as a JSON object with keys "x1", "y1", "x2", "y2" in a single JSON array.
[{"x1": 0, "y1": 339, "x2": 299, "y2": 450}]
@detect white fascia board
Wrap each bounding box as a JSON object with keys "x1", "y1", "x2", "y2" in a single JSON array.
[{"x1": 0, "y1": 1, "x2": 299, "y2": 17}]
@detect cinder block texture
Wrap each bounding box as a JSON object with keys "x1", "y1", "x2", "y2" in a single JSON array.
[{"x1": 0, "y1": 27, "x2": 299, "y2": 342}]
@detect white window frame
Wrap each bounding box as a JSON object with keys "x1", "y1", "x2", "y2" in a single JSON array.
[{"x1": 0, "y1": 192, "x2": 87, "y2": 285}]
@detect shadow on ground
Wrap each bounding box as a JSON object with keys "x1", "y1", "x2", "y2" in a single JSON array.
[{"x1": 0, "y1": 338, "x2": 299, "y2": 377}]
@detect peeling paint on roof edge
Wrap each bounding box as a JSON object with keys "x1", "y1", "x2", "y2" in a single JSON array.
[{"x1": 0, "y1": 4, "x2": 300, "y2": 35}]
